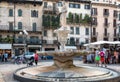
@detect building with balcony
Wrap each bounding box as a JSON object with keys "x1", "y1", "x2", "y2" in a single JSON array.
[
  {"x1": 91, "y1": 0, "x2": 118, "y2": 42},
  {"x1": 1, "y1": 0, "x2": 120, "y2": 56},
  {"x1": 0, "y1": 0, "x2": 43, "y2": 55},
  {"x1": 42, "y1": 0, "x2": 91, "y2": 50}
]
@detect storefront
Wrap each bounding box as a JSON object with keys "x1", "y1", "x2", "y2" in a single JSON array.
[
  {"x1": 13, "y1": 44, "x2": 26, "y2": 56},
  {"x1": 28, "y1": 45, "x2": 42, "y2": 52},
  {"x1": 0, "y1": 44, "x2": 12, "y2": 58}
]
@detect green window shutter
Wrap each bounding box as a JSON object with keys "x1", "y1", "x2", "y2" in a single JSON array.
[
  {"x1": 18, "y1": 22, "x2": 22, "y2": 29},
  {"x1": 32, "y1": 23, "x2": 36, "y2": 31},
  {"x1": 76, "y1": 27, "x2": 79, "y2": 34},
  {"x1": 9, "y1": 9, "x2": 13, "y2": 17},
  {"x1": 18, "y1": 9, "x2": 22, "y2": 17}
]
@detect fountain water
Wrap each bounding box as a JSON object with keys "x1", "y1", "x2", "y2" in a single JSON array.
[{"x1": 14, "y1": 1, "x2": 120, "y2": 82}]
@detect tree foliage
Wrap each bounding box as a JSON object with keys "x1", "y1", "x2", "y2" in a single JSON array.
[
  {"x1": 67, "y1": 12, "x2": 91, "y2": 25},
  {"x1": 42, "y1": 15, "x2": 60, "y2": 29}
]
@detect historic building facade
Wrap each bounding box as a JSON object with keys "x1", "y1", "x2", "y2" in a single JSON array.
[
  {"x1": 0, "y1": 0, "x2": 120, "y2": 56},
  {"x1": 0, "y1": 0, "x2": 42, "y2": 55},
  {"x1": 91, "y1": 0, "x2": 118, "y2": 42}
]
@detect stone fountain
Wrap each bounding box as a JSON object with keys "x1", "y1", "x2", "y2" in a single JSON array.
[{"x1": 14, "y1": 1, "x2": 120, "y2": 82}]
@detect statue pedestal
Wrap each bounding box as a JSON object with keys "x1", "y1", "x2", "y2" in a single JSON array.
[{"x1": 53, "y1": 54, "x2": 75, "y2": 68}]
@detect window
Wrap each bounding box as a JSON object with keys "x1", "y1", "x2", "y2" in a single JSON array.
[
  {"x1": 18, "y1": 9, "x2": 22, "y2": 17},
  {"x1": 70, "y1": 27, "x2": 74, "y2": 34},
  {"x1": 75, "y1": 4, "x2": 80, "y2": 8},
  {"x1": 113, "y1": 19, "x2": 116, "y2": 27},
  {"x1": 44, "y1": 2, "x2": 47, "y2": 8},
  {"x1": 113, "y1": 10, "x2": 117, "y2": 17},
  {"x1": 103, "y1": 9, "x2": 109, "y2": 16},
  {"x1": 32, "y1": 23, "x2": 36, "y2": 31},
  {"x1": 31, "y1": 10, "x2": 38, "y2": 17},
  {"x1": 44, "y1": 30, "x2": 47, "y2": 36},
  {"x1": 18, "y1": 22, "x2": 22, "y2": 29},
  {"x1": 9, "y1": 9, "x2": 13, "y2": 16},
  {"x1": 69, "y1": 3, "x2": 80, "y2": 8},
  {"x1": 114, "y1": 29, "x2": 116, "y2": 36},
  {"x1": 92, "y1": 17, "x2": 97, "y2": 25},
  {"x1": 93, "y1": 28, "x2": 96, "y2": 35},
  {"x1": 119, "y1": 14, "x2": 120, "y2": 21},
  {"x1": 76, "y1": 38, "x2": 79, "y2": 45},
  {"x1": 76, "y1": 27, "x2": 79, "y2": 34},
  {"x1": 91, "y1": 8, "x2": 97, "y2": 15},
  {"x1": 58, "y1": 2, "x2": 62, "y2": 7},
  {"x1": 70, "y1": 37, "x2": 75, "y2": 46},
  {"x1": 9, "y1": 22, "x2": 13, "y2": 31},
  {"x1": 69, "y1": 3, "x2": 74, "y2": 8},
  {"x1": 85, "y1": 28, "x2": 89, "y2": 35},
  {"x1": 84, "y1": 4, "x2": 90, "y2": 9},
  {"x1": 119, "y1": 26, "x2": 120, "y2": 33},
  {"x1": 85, "y1": 38, "x2": 89, "y2": 43},
  {"x1": 104, "y1": 18, "x2": 108, "y2": 26},
  {"x1": 104, "y1": 28, "x2": 107, "y2": 36},
  {"x1": 18, "y1": 36, "x2": 23, "y2": 43}
]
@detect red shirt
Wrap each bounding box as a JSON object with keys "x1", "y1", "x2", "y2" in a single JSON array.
[{"x1": 34, "y1": 54, "x2": 39, "y2": 61}]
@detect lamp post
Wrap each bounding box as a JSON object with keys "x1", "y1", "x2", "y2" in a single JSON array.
[
  {"x1": 12, "y1": 0, "x2": 16, "y2": 55},
  {"x1": 19, "y1": 30, "x2": 28, "y2": 54}
]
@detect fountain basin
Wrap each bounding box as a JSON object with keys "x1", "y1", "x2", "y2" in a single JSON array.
[{"x1": 14, "y1": 63, "x2": 120, "y2": 82}]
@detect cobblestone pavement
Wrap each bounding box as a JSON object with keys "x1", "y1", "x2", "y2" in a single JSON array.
[{"x1": 0, "y1": 60, "x2": 120, "y2": 82}]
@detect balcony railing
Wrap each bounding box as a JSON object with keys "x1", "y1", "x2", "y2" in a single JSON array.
[
  {"x1": 43, "y1": 5, "x2": 57, "y2": 14},
  {"x1": 92, "y1": 22, "x2": 97, "y2": 26},
  {"x1": 42, "y1": 40, "x2": 58, "y2": 45},
  {"x1": 104, "y1": 23, "x2": 109, "y2": 27},
  {"x1": 113, "y1": 11, "x2": 118, "y2": 18},
  {"x1": 0, "y1": 25, "x2": 41, "y2": 32},
  {"x1": 0, "y1": 25, "x2": 9, "y2": 31},
  {"x1": 92, "y1": 32, "x2": 98, "y2": 37},
  {"x1": 104, "y1": 33, "x2": 109, "y2": 37},
  {"x1": 14, "y1": 38, "x2": 42, "y2": 44},
  {"x1": 91, "y1": 13, "x2": 97, "y2": 16},
  {"x1": 27, "y1": 39, "x2": 42, "y2": 45},
  {"x1": 103, "y1": 12, "x2": 109, "y2": 16}
]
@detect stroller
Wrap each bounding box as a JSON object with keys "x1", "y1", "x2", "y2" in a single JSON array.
[{"x1": 27, "y1": 57, "x2": 34, "y2": 66}]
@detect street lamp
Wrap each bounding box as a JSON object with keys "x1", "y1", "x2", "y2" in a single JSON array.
[{"x1": 19, "y1": 30, "x2": 28, "y2": 54}]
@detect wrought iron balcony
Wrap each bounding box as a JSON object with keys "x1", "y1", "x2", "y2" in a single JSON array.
[
  {"x1": 42, "y1": 40, "x2": 58, "y2": 45},
  {"x1": 92, "y1": 22, "x2": 97, "y2": 26},
  {"x1": 0, "y1": 25, "x2": 41, "y2": 33},
  {"x1": 91, "y1": 13, "x2": 97, "y2": 16},
  {"x1": 104, "y1": 23, "x2": 109, "y2": 27},
  {"x1": 14, "y1": 38, "x2": 42, "y2": 44},
  {"x1": 43, "y1": 5, "x2": 57, "y2": 14},
  {"x1": 104, "y1": 33, "x2": 109, "y2": 37},
  {"x1": 103, "y1": 12, "x2": 109, "y2": 17},
  {"x1": 0, "y1": 25, "x2": 10, "y2": 31},
  {"x1": 113, "y1": 11, "x2": 118, "y2": 18},
  {"x1": 27, "y1": 39, "x2": 42, "y2": 45},
  {"x1": 92, "y1": 32, "x2": 98, "y2": 37}
]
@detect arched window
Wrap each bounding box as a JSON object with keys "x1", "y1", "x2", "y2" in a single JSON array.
[
  {"x1": 18, "y1": 22, "x2": 22, "y2": 29},
  {"x1": 32, "y1": 23, "x2": 36, "y2": 31},
  {"x1": 9, "y1": 9, "x2": 13, "y2": 16},
  {"x1": 18, "y1": 9, "x2": 22, "y2": 17}
]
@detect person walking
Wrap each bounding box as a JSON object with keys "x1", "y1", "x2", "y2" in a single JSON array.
[
  {"x1": 95, "y1": 49, "x2": 100, "y2": 67},
  {"x1": 34, "y1": 51, "x2": 39, "y2": 66},
  {"x1": 99, "y1": 48, "x2": 107, "y2": 67},
  {"x1": 4, "y1": 52, "x2": 8, "y2": 62}
]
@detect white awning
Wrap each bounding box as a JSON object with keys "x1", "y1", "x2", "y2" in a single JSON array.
[
  {"x1": 0, "y1": 44, "x2": 12, "y2": 49},
  {"x1": 28, "y1": 45, "x2": 41, "y2": 48}
]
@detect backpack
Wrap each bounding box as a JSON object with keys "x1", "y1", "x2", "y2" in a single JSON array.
[{"x1": 100, "y1": 51, "x2": 104, "y2": 57}]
